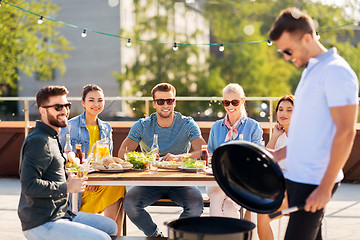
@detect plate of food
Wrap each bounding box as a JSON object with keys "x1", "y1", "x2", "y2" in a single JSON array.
[
  {"x1": 179, "y1": 158, "x2": 205, "y2": 172},
  {"x1": 92, "y1": 156, "x2": 133, "y2": 172},
  {"x1": 124, "y1": 151, "x2": 156, "y2": 170},
  {"x1": 158, "y1": 160, "x2": 182, "y2": 169},
  {"x1": 204, "y1": 167, "x2": 213, "y2": 175}
]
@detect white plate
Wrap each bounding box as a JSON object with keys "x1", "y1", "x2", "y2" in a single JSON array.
[{"x1": 204, "y1": 167, "x2": 213, "y2": 175}]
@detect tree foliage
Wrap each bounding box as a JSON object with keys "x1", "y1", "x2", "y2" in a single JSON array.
[
  {"x1": 0, "y1": 0, "x2": 72, "y2": 96},
  {"x1": 115, "y1": 0, "x2": 360, "y2": 119}
]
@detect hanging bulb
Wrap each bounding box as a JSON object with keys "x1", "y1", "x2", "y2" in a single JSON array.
[
  {"x1": 81, "y1": 29, "x2": 87, "y2": 38},
  {"x1": 219, "y1": 44, "x2": 225, "y2": 52},
  {"x1": 267, "y1": 40, "x2": 273, "y2": 46},
  {"x1": 126, "y1": 38, "x2": 132, "y2": 47},
  {"x1": 315, "y1": 32, "x2": 320, "y2": 40},
  {"x1": 173, "y1": 42, "x2": 178, "y2": 51},
  {"x1": 37, "y1": 16, "x2": 44, "y2": 24}
]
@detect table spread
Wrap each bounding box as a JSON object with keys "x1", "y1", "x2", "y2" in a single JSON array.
[
  {"x1": 72, "y1": 168, "x2": 216, "y2": 212},
  {"x1": 87, "y1": 168, "x2": 216, "y2": 186}
]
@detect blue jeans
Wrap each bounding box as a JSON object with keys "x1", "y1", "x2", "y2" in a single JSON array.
[
  {"x1": 124, "y1": 186, "x2": 204, "y2": 236},
  {"x1": 23, "y1": 212, "x2": 117, "y2": 240}
]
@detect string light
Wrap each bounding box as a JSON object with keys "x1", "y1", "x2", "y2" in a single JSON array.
[
  {"x1": 126, "y1": 38, "x2": 132, "y2": 47},
  {"x1": 37, "y1": 16, "x2": 44, "y2": 24},
  {"x1": 81, "y1": 29, "x2": 87, "y2": 38},
  {"x1": 219, "y1": 43, "x2": 224, "y2": 52},
  {"x1": 315, "y1": 32, "x2": 320, "y2": 40},
  {"x1": 2, "y1": 1, "x2": 358, "y2": 50},
  {"x1": 173, "y1": 42, "x2": 178, "y2": 51}
]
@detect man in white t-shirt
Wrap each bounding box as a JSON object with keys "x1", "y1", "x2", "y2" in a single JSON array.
[{"x1": 268, "y1": 8, "x2": 358, "y2": 240}]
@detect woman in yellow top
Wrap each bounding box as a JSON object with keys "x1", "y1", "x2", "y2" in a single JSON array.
[{"x1": 60, "y1": 84, "x2": 125, "y2": 236}]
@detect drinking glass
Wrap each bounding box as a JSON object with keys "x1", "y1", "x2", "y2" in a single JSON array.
[
  {"x1": 148, "y1": 155, "x2": 158, "y2": 174},
  {"x1": 196, "y1": 160, "x2": 206, "y2": 174},
  {"x1": 77, "y1": 164, "x2": 89, "y2": 178}
]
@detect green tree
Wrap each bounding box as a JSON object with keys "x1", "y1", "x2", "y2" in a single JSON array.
[
  {"x1": 115, "y1": 0, "x2": 212, "y2": 118},
  {"x1": 0, "y1": 0, "x2": 72, "y2": 95},
  {"x1": 116, "y1": 0, "x2": 359, "y2": 119}
]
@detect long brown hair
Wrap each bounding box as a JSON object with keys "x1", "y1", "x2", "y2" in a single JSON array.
[{"x1": 275, "y1": 95, "x2": 294, "y2": 113}]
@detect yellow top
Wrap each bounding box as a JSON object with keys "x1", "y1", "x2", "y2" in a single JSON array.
[
  {"x1": 86, "y1": 124, "x2": 100, "y2": 156},
  {"x1": 80, "y1": 124, "x2": 125, "y2": 214}
]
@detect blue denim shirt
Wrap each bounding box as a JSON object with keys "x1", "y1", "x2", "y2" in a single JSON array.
[
  {"x1": 59, "y1": 112, "x2": 113, "y2": 211},
  {"x1": 59, "y1": 112, "x2": 113, "y2": 158},
  {"x1": 208, "y1": 117, "x2": 263, "y2": 154}
]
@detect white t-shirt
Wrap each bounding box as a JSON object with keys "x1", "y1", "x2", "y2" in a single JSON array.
[
  {"x1": 275, "y1": 132, "x2": 287, "y2": 170},
  {"x1": 285, "y1": 48, "x2": 359, "y2": 185}
]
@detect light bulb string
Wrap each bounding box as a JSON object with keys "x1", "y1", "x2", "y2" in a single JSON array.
[{"x1": 2, "y1": 1, "x2": 359, "y2": 47}]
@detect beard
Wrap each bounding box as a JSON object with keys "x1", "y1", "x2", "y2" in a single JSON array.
[
  {"x1": 157, "y1": 109, "x2": 173, "y2": 119},
  {"x1": 47, "y1": 112, "x2": 68, "y2": 128}
]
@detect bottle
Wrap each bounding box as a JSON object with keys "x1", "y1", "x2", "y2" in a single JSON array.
[
  {"x1": 75, "y1": 144, "x2": 84, "y2": 164},
  {"x1": 151, "y1": 134, "x2": 159, "y2": 154},
  {"x1": 200, "y1": 145, "x2": 209, "y2": 166},
  {"x1": 64, "y1": 134, "x2": 72, "y2": 154}
]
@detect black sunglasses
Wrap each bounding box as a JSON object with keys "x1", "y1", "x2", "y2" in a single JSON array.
[
  {"x1": 222, "y1": 99, "x2": 241, "y2": 107},
  {"x1": 277, "y1": 48, "x2": 292, "y2": 56},
  {"x1": 154, "y1": 98, "x2": 175, "y2": 105},
  {"x1": 42, "y1": 103, "x2": 72, "y2": 111}
]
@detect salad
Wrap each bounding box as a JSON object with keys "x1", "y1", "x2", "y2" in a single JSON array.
[
  {"x1": 182, "y1": 158, "x2": 204, "y2": 169},
  {"x1": 125, "y1": 151, "x2": 156, "y2": 169}
]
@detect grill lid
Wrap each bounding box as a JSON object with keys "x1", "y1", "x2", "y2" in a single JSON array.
[{"x1": 212, "y1": 141, "x2": 285, "y2": 214}]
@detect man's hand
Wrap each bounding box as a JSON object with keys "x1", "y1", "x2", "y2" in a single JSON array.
[
  {"x1": 304, "y1": 186, "x2": 332, "y2": 213},
  {"x1": 162, "y1": 153, "x2": 184, "y2": 162},
  {"x1": 66, "y1": 173, "x2": 87, "y2": 193}
]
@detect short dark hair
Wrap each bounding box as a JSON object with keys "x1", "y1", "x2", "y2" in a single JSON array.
[
  {"x1": 269, "y1": 8, "x2": 315, "y2": 41},
  {"x1": 151, "y1": 83, "x2": 176, "y2": 99},
  {"x1": 36, "y1": 86, "x2": 69, "y2": 108},
  {"x1": 82, "y1": 84, "x2": 103, "y2": 101},
  {"x1": 275, "y1": 94, "x2": 294, "y2": 113}
]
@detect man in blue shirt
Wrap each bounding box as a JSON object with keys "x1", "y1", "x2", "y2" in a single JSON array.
[
  {"x1": 118, "y1": 83, "x2": 206, "y2": 237},
  {"x1": 269, "y1": 8, "x2": 358, "y2": 240}
]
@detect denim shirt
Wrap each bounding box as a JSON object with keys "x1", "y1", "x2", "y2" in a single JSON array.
[
  {"x1": 59, "y1": 112, "x2": 113, "y2": 158},
  {"x1": 59, "y1": 112, "x2": 113, "y2": 211},
  {"x1": 208, "y1": 116, "x2": 263, "y2": 154}
]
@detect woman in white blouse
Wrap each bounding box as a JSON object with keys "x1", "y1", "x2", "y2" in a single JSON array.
[{"x1": 257, "y1": 94, "x2": 294, "y2": 240}]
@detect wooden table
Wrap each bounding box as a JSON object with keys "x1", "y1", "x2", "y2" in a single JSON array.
[
  {"x1": 87, "y1": 168, "x2": 216, "y2": 186},
  {"x1": 72, "y1": 168, "x2": 216, "y2": 211}
]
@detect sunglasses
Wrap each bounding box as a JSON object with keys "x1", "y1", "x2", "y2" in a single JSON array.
[
  {"x1": 277, "y1": 48, "x2": 293, "y2": 56},
  {"x1": 154, "y1": 98, "x2": 175, "y2": 105},
  {"x1": 222, "y1": 99, "x2": 241, "y2": 107},
  {"x1": 42, "y1": 103, "x2": 72, "y2": 111},
  {"x1": 277, "y1": 35, "x2": 304, "y2": 57}
]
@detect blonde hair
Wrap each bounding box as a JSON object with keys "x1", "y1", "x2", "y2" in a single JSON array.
[{"x1": 222, "y1": 83, "x2": 247, "y2": 117}]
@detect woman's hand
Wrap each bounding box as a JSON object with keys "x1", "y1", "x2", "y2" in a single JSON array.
[{"x1": 272, "y1": 122, "x2": 285, "y2": 138}]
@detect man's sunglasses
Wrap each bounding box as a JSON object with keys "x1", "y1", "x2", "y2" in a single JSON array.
[
  {"x1": 277, "y1": 49, "x2": 293, "y2": 56},
  {"x1": 222, "y1": 99, "x2": 241, "y2": 107},
  {"x1": 154, "y1": 98, "x2": 175, "y2": 105},
  {"x1": 42, "y1": 103, "x2": 72, "y2": 111}
]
